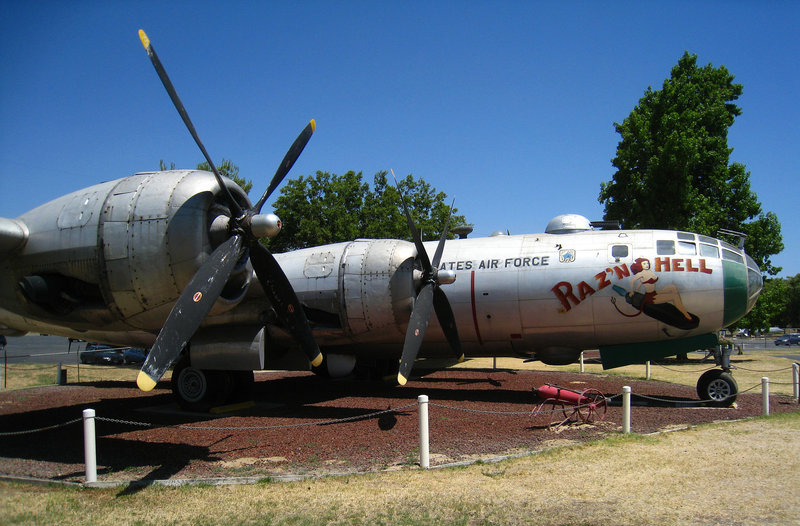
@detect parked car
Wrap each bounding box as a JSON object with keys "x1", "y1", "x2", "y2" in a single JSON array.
[
  {"x1": 80, "y1": 343, "x2": 124, "y2": 364},
  {"x1": 123, "y1": 347, "x2": 148, "y2": 364},
  {"x1": 774, "y1": 334, "x2": 800, "y2": 346}
]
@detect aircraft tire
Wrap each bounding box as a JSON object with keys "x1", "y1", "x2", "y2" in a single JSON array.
[
  {"x1": 696, "y1": 369, "x2": 738, "y2": 407},
  {"x1": 171, "y1": 358, "x2": 227, "y2": 411}
]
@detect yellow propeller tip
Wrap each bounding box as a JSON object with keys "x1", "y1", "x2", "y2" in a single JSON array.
[
  {"x1": 457, "y1": 354, "x2": 465, "y2": 363},
  {"x1": 310, "y1": 119, "x2": 316, "y2": 132},
  {"x1": 311, "y1": 353, "x2": 323, "y2": 368},
  {"x1": 138, "y1": 29, "x2": 151, "y2": 50},
  {"x1": 137, "y1": 371, "x2": 157, "y2": 392},
  {"x1": 397, "y1": 373, "x2": 408, "y2": 386}
]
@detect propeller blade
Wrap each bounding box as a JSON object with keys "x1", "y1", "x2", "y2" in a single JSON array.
[
  {"x1": 137, "y1": 235, "x2": 244, "y2": 391},
  {"x1": 431, "y1": 198, "x2": 455, "y2": 268},
  {"x1": 390, "y1": 170, "x2": 431, "y2": 272},
  {"x1": 433, "y1": 287, "x2": 464, "y2": 363},
  {"x1": 138, "y1": 29, "x2": 242, "y2": 218},
  {"x1": 254, "y1": 120, "x2": 316, "y2": 214},
  {"x1": 397, "y1": 283, "x2": 435, "y2": 385},
  {"x1": 249, "y1": 242, "x2": 323, "y2": 367}
]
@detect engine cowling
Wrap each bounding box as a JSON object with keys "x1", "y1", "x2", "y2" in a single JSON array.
[
  {"x1": 339, "y1": 239, "x2": 418, "y2": 342},
  {"x1": 5, "y1": 171, "x2": 252, "y2": 333},
  {"x1": 98, "y1": 170, "x2": 252, "y2": 330}
]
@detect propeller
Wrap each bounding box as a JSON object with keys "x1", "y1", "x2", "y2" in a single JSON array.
[
  {"x1": 391, "y1": 171, "x2": 464, "y2": 386},
  {"x1": 136, "y1": 29, "x2": 322, "y2": 392}
]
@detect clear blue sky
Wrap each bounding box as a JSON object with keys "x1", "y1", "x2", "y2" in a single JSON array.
[{"x1": 1, "y1": 1, "x2": 797, "y2": 276}]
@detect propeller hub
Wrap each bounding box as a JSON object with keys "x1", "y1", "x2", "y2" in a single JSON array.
[
  {"x1": 437, "y1": 269, "x2": 456, "y2": 285},
  {"x1": 250, "y1": 213, "x2": 282, "y2": 238}
]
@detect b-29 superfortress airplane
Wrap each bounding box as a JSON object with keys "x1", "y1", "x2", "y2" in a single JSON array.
[{"x1": 0, "y1": 31, "x2": 763, "y2": 410}]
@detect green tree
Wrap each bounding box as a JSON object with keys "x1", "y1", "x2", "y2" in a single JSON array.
[
  {"x1": 737, "y1": 278, "x2": 787, "y2": 334},
  {"x1": 268, "y1": 170, "x2": 466, "y2": 253},
  {"x1": 775, "y1": 274, "x2": 800, "y2": 328},
  {"x1": 598, "y1": 52, "x2": 783, "y2": 275}
]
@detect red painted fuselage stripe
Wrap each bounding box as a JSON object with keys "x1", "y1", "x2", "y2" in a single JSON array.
[{"x1": 470, "y1": 270, "x2": 483, "y2": 345}]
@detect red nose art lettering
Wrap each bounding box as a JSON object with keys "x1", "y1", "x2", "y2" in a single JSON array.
[{"x1": 193, "y1": 292, "x2": 203, "y2": 303}]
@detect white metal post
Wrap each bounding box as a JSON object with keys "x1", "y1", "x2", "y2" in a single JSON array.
[
  {"x1": 83, "y1": 408, "x2": 97, "y2": 483},
  {"x1": 579, "y1": 352, "x2": 584, "y2": 373},
  {"x1": 622, "y1": 386, "x2": 631, "y2": 434},
  {"x1": 418, "y1": 395, "x2": 430, "y2": 469},
  {"x1": 793, "y1": 363, "x2": 799, "y2": 403},
  {"x1": 762, "y1": 377, "x2": 770, "y2": 416},
  {"x1": 645, "y1": 361, "x2": 651, "y2": 380}
]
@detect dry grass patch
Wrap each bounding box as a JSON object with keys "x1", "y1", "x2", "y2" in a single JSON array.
[
  {"x1": 2, "y1": 413, "x2": 798, "y2": 525},
  {"x1": 1, "y1": 363, "x2": 168, "y2": 391},
  {"x1": 450, "y1": 349, "x2": 799, "y2": 397}
]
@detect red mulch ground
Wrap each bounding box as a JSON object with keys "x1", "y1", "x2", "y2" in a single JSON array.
[{"x1": 1, "y1": 366, "x2": 798, "y2": 484}]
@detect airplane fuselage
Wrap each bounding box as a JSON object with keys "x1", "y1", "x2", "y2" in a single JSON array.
[{"x1": 0, "y1": 172, "x2": 763, "y2": 373}]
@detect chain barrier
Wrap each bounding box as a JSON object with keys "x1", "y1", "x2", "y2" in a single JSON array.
[
  {"x1": 99, "y1": 402, "x2": 419, "y2": 431},
  {"x1": 1, "y1": 376, "x2": 794, "y2": 437},
  {"x1": 0, "y1": 417, "x2": 82, "y2": 436},
  {"x1": 652, "y1": 362, "x2": 717, "y2": 374},
  {"x1": 735, "y1": 365, "x2": 795, "y2": 373},
  {"x1": 0, "y1": 403, "x2": 419, "y2": 436},
  {"x1": 430, "y1": 393, "x2": 623, "y2": 417}
]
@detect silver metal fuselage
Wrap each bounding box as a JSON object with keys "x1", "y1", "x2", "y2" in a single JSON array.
[{"x1": 0, "y1": 172, "x2": 763, "y2": 370}]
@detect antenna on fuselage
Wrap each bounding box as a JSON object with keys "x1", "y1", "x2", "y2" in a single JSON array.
[{"x1": 717, "y1": 229, "x2": 747, "y2": 249}]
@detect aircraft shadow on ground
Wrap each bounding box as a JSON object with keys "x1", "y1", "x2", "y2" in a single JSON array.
[{"x1": 0, "y1": 390, "x2": 215, "y2": 494}]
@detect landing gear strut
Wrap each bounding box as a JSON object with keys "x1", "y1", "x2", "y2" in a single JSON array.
[{"x1": 696, "y1": 344, "x2": 738, "y2": 407}]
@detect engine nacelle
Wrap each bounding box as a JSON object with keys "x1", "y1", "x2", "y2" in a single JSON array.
[
  {"x1": 98, "y1": 171, "x2": 252, "y2": 330},
  {"x1": 339, "y1": 239, "x2": 418, "y2": 341},
  {"x1": 3, "y1": 171, "x2": 252, "y2": 332}
]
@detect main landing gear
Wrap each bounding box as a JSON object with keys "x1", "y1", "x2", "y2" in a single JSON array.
[
  {"x1": 171, "y1": 356, "x2": 254, "y2": 411},
  {"x1": 696, "y1": 345, "x2": 738, "y2": 407}
]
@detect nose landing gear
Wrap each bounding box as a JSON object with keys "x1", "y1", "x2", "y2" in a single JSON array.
[{"x1": 696, "y1": 344, "x2": 738, "y2": 407}]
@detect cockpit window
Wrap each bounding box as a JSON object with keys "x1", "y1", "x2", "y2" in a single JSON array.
[
  {"x1": 678, "y1": 241, "x2": 696, "y2": 255},
  {"x1": 722, "y1": 248, "x2": 744, "y2": 264},
  {"x1": 698, "y1": 235, "x2": 718, "y2": 245},
  {"x1": 700, "y1": 243, "x2": 720, "y2": 258},
  {"x1": 677, "y1": 232, "x2": 695, "y2": 241},
  {"x1": 656, "y1": 240, "x2": 675, "y2": 255},
  {"x1": 721, "y1": 240, "x2": 740, "y2": 252}
]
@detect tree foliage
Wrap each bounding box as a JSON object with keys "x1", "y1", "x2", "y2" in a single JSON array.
[
  {"x1": 737, "y1": 274, "x2": 800, "y2": 332},
  {"x1": 598, "y1": 52, "x2": 783, "y2": 275},
  {"x1": 267, "y1": 170, "x2": 466, "y2": 253}
]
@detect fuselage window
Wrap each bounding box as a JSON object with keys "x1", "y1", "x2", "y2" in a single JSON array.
[
  {"x1": 722, "y1": 248, "x2": 745, "y2": 264},
  {"x1": 656, "y1": 240, "x2": 675, "y2": 255},
  {"x1": 611, "y1": 245, "x2": 629, "y2": 259},
  {"x1": 678, "y1": 241, "x2": 697, "y2": 255},
  {"x1": 700, "y1": 243, "x2": 720, "y2": 258}
]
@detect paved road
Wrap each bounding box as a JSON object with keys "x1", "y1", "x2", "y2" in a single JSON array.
[
  {"x1": 3, "y1": 334, "x2": 798, "y2": 364},
  {"x1": 2, "y1": 335, "x2": 85, "y2": 365}
]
